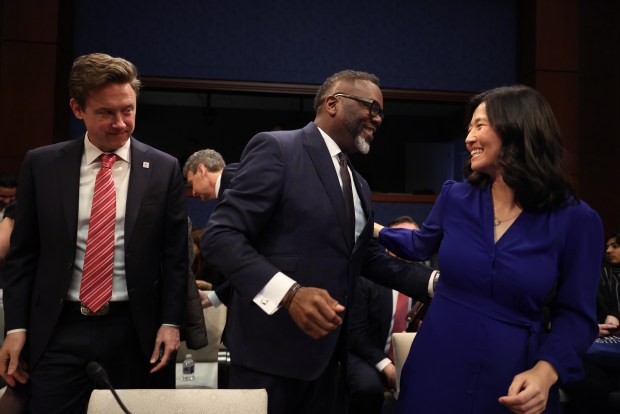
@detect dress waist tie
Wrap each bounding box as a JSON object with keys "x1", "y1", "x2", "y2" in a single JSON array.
[{"x1": 438, "y1": 284, "x2": 542, "y2": 368}]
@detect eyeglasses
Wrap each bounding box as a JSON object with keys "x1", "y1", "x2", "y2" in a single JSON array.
[{"x1": 333, "y1": 93, "x2": 384, "y2": 120}]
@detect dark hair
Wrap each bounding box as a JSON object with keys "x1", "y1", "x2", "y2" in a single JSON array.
[
  {"x1": 69, "y1": 53, "x2": 141, "y2": 110},
  {"x1": 0, "y1": 172, "x2": 17, "y2": 188},
  {"x1": 463, "y1": 85, "x2": 575, "y2": 210},
  {"x1": 389, "y1": 215, "x2": 418, "y2": 228},
  {"x1": 607, "y1": 232, "x2": 620, "y2": 245},
  {"x1": 314, "y1": 70, "x2": 380, "y2": 112}
]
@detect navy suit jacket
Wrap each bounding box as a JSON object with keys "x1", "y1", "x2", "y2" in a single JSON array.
[
  {"x1": 2, "y1": 137, "x2": 188, "y2": 368},
  {"x1": 203, "y1": 122, "x2": 433, "y2": 380},
  {"x1": 349, "y1": 277, "x2": 394, "y2": 367}
]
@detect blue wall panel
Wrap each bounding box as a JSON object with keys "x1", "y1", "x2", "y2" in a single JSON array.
[{"x1": 73, "y1": 0, "x2": 517, "y2": 91}]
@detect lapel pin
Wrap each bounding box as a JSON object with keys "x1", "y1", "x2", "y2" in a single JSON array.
[{"x1": 142, "y1": 162, "x2": 150, "y2": 169}]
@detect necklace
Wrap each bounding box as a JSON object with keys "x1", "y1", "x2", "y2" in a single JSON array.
[{"x1": 493, "y1": 213, "x2": 520, "y2": 227}]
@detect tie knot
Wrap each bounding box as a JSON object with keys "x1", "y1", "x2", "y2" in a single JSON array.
[
  {"x1": 338, "y1": 152, "x2": 348, "y2": 166},
  {"x1": 100, "y1": 153, "x2": 117, "y2": 169}
]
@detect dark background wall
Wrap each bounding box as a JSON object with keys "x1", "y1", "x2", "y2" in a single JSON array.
[
  {"x1": 72, "y1": 0, "x2": 517, "y2": 91},
  {"x1": 68, "y1": 0, "x2": 518, "y2": 197},
  {"x1": 1, "y1": 0, "x2": 618, "y2": 234}
]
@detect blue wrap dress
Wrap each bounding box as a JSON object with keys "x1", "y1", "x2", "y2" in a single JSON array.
[{"x1": 378, "y1": 180, "x2": 603, "y2": 413}]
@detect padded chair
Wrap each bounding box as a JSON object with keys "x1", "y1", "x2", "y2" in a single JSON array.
[
  {"x1": 87, "y1": 388, "x2": 267, "y2": 414},
  {"x1": 177, "y1": 305, "x2": 227, "y2": 363},
  {"x1": 391, "y1": 332, "x2": 417, "y2": 399}
]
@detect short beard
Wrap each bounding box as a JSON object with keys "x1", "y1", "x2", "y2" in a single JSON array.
[{"x1": 355, "y1": 135, "x2": 370, "y2": 155}]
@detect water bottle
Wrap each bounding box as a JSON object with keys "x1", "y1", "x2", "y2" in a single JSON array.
[{"x1": 182, "y1": 353, "x2": 195, "y2": 381}]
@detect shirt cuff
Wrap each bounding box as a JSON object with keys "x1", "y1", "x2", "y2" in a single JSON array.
[
  {"x1": 207, "y1": 290, "x2": 223, "y2": 307},
  {"x1": 7, "y1": 329, "x2": 27, "y2": 335},
  {"x1": 253, "y1": 272, "x2": 296, "y2": 315},
  {"x1": 376, "y1": 357, "x2": 392, "y2": 372}
]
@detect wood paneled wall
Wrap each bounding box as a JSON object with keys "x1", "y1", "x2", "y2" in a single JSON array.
[
  {"x1": 519, "y1": 0, "x2": 619, "y2": 234},
  {"x1": 0, "y1": 0, "x2": 71, "y2": 176}
]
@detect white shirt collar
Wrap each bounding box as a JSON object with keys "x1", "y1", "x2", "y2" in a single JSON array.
[
  {"x1": 215, "y1": 171, "x2": 223, "y2": 197},
  {"x1": 316, "y1": 126, "x2": 343, "y2": 159},
  {"x1": 83, "y1": 134, "x2": 131, "y2": 164}
]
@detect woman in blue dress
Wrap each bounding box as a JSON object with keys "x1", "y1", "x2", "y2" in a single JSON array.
[{"x1": 374, "y1": 85, "x2": 603, "y2": 414}]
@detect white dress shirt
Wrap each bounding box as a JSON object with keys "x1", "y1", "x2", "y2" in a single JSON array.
[{"x1": 67, "y1": 135, "x2": 131, "y2": 301}]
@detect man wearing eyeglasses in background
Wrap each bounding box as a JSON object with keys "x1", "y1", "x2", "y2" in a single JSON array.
[{"x1": 202, "y1": 70, "x2": 437, "y2": 414}]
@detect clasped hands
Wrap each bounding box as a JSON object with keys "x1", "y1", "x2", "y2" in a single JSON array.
[{"x1": 284, "y1": 286, "x2": 345, "y2": 340}]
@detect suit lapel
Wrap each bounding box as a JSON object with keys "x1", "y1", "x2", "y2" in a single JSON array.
[
  {"x1": 301, "y1": 123, "x2": 354, "y2": 249},
  {"x1": 125, "y1": 137, "x2": 151, "y2": 246},
  {"x1": 56, "y1": 138, "x2": 85, "y2": 247}
]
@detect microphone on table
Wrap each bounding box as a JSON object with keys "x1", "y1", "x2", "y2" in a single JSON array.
[{"x1": 86, "y1": 361, "x2": 132, "y2": 414}]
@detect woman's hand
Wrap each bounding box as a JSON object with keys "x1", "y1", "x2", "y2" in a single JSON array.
[
  {"x1": 599, "y1": 323, "x2": 619, "y2": 337},
  {"x1": 599, "y1": 315, "x2": 620, "y2": 336},
  {"x1": 498, "y1": 360, "x2": 558, "y2": 414},
  {"x1": 373, "y1": 222, "x2": 384, "y2": 238}
]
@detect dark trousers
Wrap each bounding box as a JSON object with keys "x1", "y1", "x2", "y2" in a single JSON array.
[
  {"x1": 229, "y1": 357, "x2": 345, "y2": 414},
  {"x1": 28, "y1": 302, "x2": 156, "y2": 414},
  {"x1": 347, "y1": 353, "x2": 385, "y2": 414}
]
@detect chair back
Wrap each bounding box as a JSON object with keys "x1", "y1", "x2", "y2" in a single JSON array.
[
  {"x1": 177, "y1": 305, "x2": 227, "y2": 362},
  {"x1": 392, "y1": 332, "x2": 416, "y2": 399}
]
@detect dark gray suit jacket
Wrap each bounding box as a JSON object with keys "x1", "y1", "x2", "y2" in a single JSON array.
[{"x1": 3, "y1": 137, "x2": 188, "y2": 368}]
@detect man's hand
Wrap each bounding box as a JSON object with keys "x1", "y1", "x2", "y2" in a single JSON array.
[
  {"x1": 373, "y1": 222, "x2": 385, "y2": 238},
  {"x1": 498, "y1": 360, "x2": 558, "y2": 414},
  {"x1": 382, "y1": 362, "x2": 397, "y2": 390},
  {"x1": 0, "y1": 332, "x2": 29, "y2": 387},
  {"x1": 149, "y1": 325, "x2": 180, "y2": 373},
  {"x1": 198, "y1": 289, "x2": 213, "y2": 308},
  {"x1": 195, "y1": 280, "x2": 212, "y2": 291},
  {"x1": 286, "y1": 287, "x2": 344, "y2": 339}
]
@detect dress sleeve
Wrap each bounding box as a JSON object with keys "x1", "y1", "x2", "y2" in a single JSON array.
[
  {"x1": 537, "y1": 204, "x2": 604, "y2": 384},
  {"x1": 377, "y1": 180, "x2": 454, "y2": 261}
]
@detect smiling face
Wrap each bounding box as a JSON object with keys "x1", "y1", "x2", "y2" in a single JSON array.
[
  {"x1": 465, "y1": 102, "x2": 503, "y2": 178},
  {"x1": 70, "y1": 82, "x2": 136, "y2": 152},
  {"x1": 332, "y1": 80, "x2": 383, "y2": 154}
]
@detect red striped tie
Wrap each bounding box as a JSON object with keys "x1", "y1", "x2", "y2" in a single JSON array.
[
  {"x1": 80, "y1": 153, "x2": 118, "y2": 313},
  {"x1": 388, "y1": 292, "x2": 410, "y2": 360}
]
